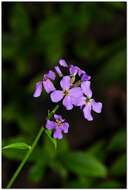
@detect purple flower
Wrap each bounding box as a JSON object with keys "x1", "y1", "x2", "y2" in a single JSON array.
[
  {"x1": 81, "y1": 73, "x2": 91, "y2": 81},
  {"x1": 77, "y1": 67, "x2": 85, "y2": 76},
  {"x1": 50, "y1": 76, "x2": 82, "y2": 110},
  {"x1": 42, "y1": 79, "x2": 55, "y2": 94},
  {"x1": 69, "y1": 65, "x2": 89, "y2": 80},
  {"x1": 69, "y1": 65, "x2": 78, "y2": 76},
  {"x1": 75, "y1": 81, "x2": 102, "y2": 121},
  {"x1": 43, "y1": 71, "x2": 56, "y2": 94},
  {"x1": 33, "y1": 81, "x2": 43, "y2": 97},
  {"x1": 46, "y1": 114, "x2": 69, "y2": 139},
  {"x1": 59, "y1": 59, "x2": 68, "y2": 67},
  {"x1": 33, "y1": 71, "x2": 56, "y2": 97},
  {"x1": 54, "y1": 66, "x2": 63, "y2": 77},
  {"x1": 44, "y1": 70, "x2": 56, "y2": 81}
]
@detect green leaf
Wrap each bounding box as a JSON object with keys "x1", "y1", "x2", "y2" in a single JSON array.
[
  {"x1": 56, "y1": 138, "x2": 69, "y2": 156},
  {"x1": 65, "y1": 177, "x2": 93, "y2": 188},
  {"x1": 29, "y1": 156, "x2": 46, "y2": 183},
  {"x1": 107, "y1": 130, "x2": 126, "y2": 152},
  {"x1": 96, "y1": 180, "x2": 121, "y2": 188},
  {"x1": 45, "y1": 129, "x2": 57, "y2": 150},
  {"x1": 2, "y1": 142, "x2": 31, "y2": 151},
  {"x1": 2, "y1": 136, "x2": 30, "y2": 161},
  {"x1": 61, "y1": 152, "x2": 107, "y2": 178},
  {"x1": 110, "y1": 154, "x2": 126, "y2": 176},
  {"x1": 49, "y1": 160, "x2": 68, "y2": 178},
  {"x1": 86, "y1": 141, "x2": 106, "y2": 161}
]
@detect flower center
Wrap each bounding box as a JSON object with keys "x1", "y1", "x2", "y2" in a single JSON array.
[
  {"x1": 64, "y1": 90, "x2": 69, "y2": 96},
  {"x1": 56, "y1": 119, "x2": 62, "y2": 127},
  {"x1": 85, "y1": 97, "x2": 92, "y2": 103}
]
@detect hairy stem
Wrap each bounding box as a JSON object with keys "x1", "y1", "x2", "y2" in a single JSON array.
[{"x1": 6, "y1": 105, "x2": 59, "y2": 188}]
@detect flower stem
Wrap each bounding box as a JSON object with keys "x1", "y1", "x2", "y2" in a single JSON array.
[{"x1": 6, "y1": 105, "x2": 59, "y2": 188}]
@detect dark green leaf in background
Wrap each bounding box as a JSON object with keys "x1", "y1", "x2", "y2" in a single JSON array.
[
  {"x1": 107, "y1": 130, "x2": 126, "y2": 152},
  {"x1": 61, "y1": 152, "x2": 107, "y2": 178},
  {"x1": 110, "y1": 154, "x2": 126, "y2": 177}
]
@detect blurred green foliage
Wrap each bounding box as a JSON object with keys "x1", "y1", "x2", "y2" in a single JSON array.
[{"x1": 2, "y1": 2, "x2": 126, "y2": 188}]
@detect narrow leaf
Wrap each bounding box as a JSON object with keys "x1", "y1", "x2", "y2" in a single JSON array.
[{"x1": 2, "y1": 142, "x2": 31, "y2": 151}]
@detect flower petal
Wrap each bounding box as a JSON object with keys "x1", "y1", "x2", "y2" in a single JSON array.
[
  {"x1": 81, "y1": 81, "x2": 92, "y2": 98},
  {"x1": 33, "y1": 81, "x2": 42, "y2": 97},
  {"x1": 81, "y1": 73, "x2": 91, "y2": 81},
  {"x1": 47, "y1": 70, "x2": 56, "y2": 80},
  {"x1": 59, "y1": 59, "x2": 68, "y2": 67},
  {"x1": 54, "y1": 66, "x2": 63, "y2": 77},
  {"x1": 54, "y1": 114, "x2": 63, "y2": 121},
  {"x1": 69, "y1": 87, "x2": 83, "y2": 98},
  {"x1": 50, "y1": 90, "x2": 64, "y2": 102},
  {"x1": 53, "y1": 128, "x2": 63, "y2": 139},
  {"x1": 43, "y1": 79, "x2": 55, "y2": 94},
  {"x1": 63, "y1": 96, "x2": 73, "y2": 110},
  {"x1": 72, "y1": 96, "x2": 85, "y2": 106},
  {"x1": 61, "y1": 122, "x2": 69, "y2": 133},
  {"x1": 78, "y1": 68, "x2": 85, "y2": 76},
  {"x1": 60, "y1": 76, "x2": 71, "y2": 90},
  {"x1": 46, "y1": 120, "x2": 56, "y2": 130},
  {"x1": 92, "y1": 100, "x2": 102, "y2": 113},
  {"x1": 69, "y1": 65, "x2": 78, "y2": 76},
  {"x1": 83, "y1": 103, "x2": 93, "y2": 121}
]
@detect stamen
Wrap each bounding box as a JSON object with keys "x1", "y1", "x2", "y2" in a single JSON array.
[
  {"x1": 64, "y1": 90, "x2": 69, "y2": 96},
  {"x1": 85, "y1": 97, "x2": 92, "y2": 103},
  {"x1": 56, "y1": 119, "x2": 62, "y2": 127}
]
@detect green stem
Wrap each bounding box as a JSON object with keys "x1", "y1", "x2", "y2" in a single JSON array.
[{"x1": 6, "y1": 105, "x2": 59, "y2": 188}]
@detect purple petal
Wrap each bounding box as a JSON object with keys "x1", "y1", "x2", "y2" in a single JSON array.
[
  {"x1": 47, "y1": 70, "x2": 56, "y2": 80},
  {"x1": 46, "y1": 120, "x2": 56, "y2": 130},
  {"x1": 33, "y1": 81, "x2": 42, "y2": 97},
  {"x1": 61, "y1": 122, "x2": 69, "y2": 133},
  {"x1": 81, "y1": 73, "x2": 91, "y2": 81},
  {"x1": 69, "y1": 65, "x2": 78, "y2": 76},
  {"x1": 92, "y1": 100, "x2": 102, "y2": 113},
  {"x1": 54, "y1": 66, "x2": 63, "y2": 77},
  {"x1": 54, "y1": 114, "x2": 63, "y2": 121},
  {"x1": 69, "y1": 87, "x2": 83, "y2": 98},
  {"x1": 78, "y1": 68, "x2": 85, "y2": 76},
  {"x1": 43, "y1": 74, "x2": 48, "y2": 81},
  {"x1": 83, "y1": 103, "x2": 93, "y2": 121},
  {"x1": 63, "y1": 96, "x2": 73, "y2": 110},
  {"x1": 50, "y1": 90, "x2": 64, "y2": 102},
  {"x1": 72, "y1": 96, "x2": 85, "y2": 106},
  {"x1": 53, "y1": 128, "x2": 63, "y2": 139},
  {"x1": 60, "y1": 76, "x2": 71, "y2": 90},
  {"x1": 81, "y1": 81, "x2": 92, "y2": 98},
  {"x1": 43, "y1": 79, "x2": 55, "y2": 94},
  {"x1": 59, "y1": 59, "x2": 68, "y2": 67}
]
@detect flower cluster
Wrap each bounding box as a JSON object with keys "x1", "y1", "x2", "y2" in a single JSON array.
[{"x1": 33, "y1": 59, "x2": 102, "y2": 139}]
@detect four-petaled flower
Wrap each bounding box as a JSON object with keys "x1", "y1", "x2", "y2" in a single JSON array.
[
  {"x1": 46, "y1": 114, "x2": 69, "y2": 139},
  {"x1": 50, "y1": 76, "x2": 82, "y2": 110},
  {"x1": 75, "y1": 81, "x2": 102, "y2": 121}
]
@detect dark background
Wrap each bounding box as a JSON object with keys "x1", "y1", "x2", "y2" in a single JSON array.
[{"x1": 2, "y1": 2, "x2": 126, "y2": 188}]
